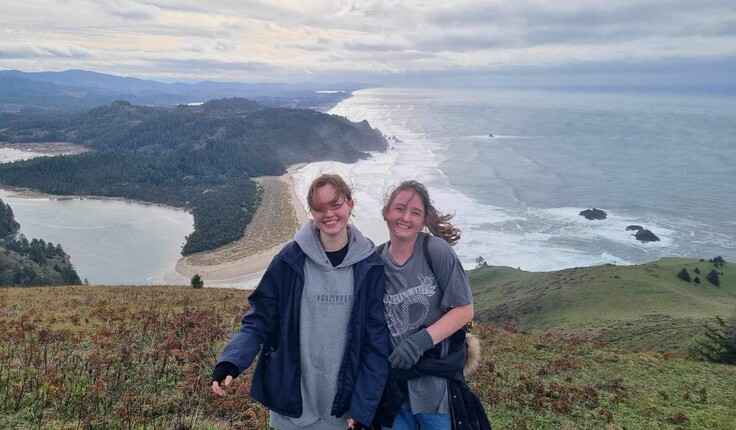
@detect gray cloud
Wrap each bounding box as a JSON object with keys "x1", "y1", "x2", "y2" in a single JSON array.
[
  {"x1": 341, "y1": 38, "x2": 411, "y2": 53},
  {"x1": 2, "y1": 0, "x2": 735, "y2": 83},
  {"x1": 423, "y1": 0, "x2": 736, "y2": 48},
  {"x1": 0, "y1": 44, "x2": 93, "y2": 59},
  {"x1": 283, "y1": 38, "x2": 333, "y2": 52},
  {"x1": 214, "y1": 41, "x2": 235, "y2": 52},
  {"x1": 100, "y1": 0, "x2": 160, "y2": 20}
]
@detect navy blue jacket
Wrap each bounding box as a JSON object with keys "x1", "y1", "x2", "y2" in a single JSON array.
[{"x1": 217, "y1": 241, "x2": 389, "y2": 425}]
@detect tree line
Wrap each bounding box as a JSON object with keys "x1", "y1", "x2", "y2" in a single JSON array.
[{"x1": 0, "y1": 198, "x2": 81, "y2": 286}]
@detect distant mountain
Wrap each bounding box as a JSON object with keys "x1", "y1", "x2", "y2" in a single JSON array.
[
  {"x1": 0, "y1": 69, "x2": 376, "y2": 112},
  {"x1": 468, "y1": 257, "x2": 736, "y2": 354}
]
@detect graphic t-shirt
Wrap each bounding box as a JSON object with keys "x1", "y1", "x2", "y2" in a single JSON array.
[{"x1": 381, "y1": 232, "x2": 473, "y2": 414}]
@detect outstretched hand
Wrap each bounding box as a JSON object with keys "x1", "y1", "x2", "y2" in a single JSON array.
[
  {"x1": 211, "y1": 362, "x2": 239, "y2": 396},
  {"x1": 211, "y1": 376, "x2": 234, "y2": 396}
]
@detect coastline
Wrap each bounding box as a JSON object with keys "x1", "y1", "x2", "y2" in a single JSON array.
[
  {"x1": 0, "y1": 185, "x2": 192, "y2": 212},
  {"x1": 171, "y1": 164, "x2": 309, "y2": 289},
  {"x1": 0, "y1": 156, "x2": 310, "y2": 289},
  {"x1": 0, "y1": 142, "x2": 89, "y2": 156}
]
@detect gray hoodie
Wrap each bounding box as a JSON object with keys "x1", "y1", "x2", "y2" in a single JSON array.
[{"x1": 270, "y1": 221, "x2": 375, "y2": 430}]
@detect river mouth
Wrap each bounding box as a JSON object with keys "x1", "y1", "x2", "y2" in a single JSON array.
[{"x1": 0, "y1": 145, "x2": 194, "y2": 285}]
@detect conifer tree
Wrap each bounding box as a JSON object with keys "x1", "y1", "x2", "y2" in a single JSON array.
[
  {"x1": 694, "y1": 311, "x2": 736, "y2": 364},
  {"x1": 191, "y1": 273, "x2": 204, "y2": 289}
]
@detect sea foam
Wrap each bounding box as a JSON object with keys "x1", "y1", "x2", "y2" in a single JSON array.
[{"x1": 291, "y1": 88, "x2": 735, "y2": 272}]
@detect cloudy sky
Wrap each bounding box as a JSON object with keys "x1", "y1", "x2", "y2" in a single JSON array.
[{"x1": 1, "y1": 0, "x2": 735, "y2": 85}]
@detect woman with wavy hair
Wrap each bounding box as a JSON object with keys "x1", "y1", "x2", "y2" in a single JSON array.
[{"x1": 376, "y1": 180, "x2": 489, "y2": 430}]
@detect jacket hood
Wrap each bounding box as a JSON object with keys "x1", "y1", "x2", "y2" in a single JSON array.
[{"x1": 294, "y1": 220, "x2": 375, "y2": 269}]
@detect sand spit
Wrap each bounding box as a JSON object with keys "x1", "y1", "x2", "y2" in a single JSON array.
[
  {"x1": 173, "y1": 166, "x2": 309, "y2": 289},
  {"x1": 0, "y1": 142, "x2": 90, "y2": 156}
]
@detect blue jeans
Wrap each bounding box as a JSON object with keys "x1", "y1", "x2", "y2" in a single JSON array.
[{"x1": 384, "y1": 408, "x2": 451, "y2": 430}]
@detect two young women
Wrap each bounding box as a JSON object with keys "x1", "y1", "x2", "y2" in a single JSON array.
[{"x1": 212, "y1": 175, "x2": 477, "y2": 430}]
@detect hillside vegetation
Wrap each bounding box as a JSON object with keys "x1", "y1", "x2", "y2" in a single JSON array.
[
  {"x1": 0, "y1": 197, "x2": 81, "y2": 286},
  {"x1": 469, "y1": 257, "x2": 736, "y2": 354},
  {"x1": 0, "y1": 99, "x2": 387, "y2": 254},
  {"x1": 1, "y1": 285, "x2": 734, "y2": 429}
]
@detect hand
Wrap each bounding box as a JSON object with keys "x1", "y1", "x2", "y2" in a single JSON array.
[
  {"x1": 211, "y1": 362, "x2": 239, "y2": 396},
  {"x1": 389, "y1": 328, "x2": 434, "y2": 370},
  {"x1": 347, "y1": 418, "x2": 373, "y2": 429}
]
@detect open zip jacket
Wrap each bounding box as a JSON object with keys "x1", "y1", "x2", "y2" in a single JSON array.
[
  {"x1": 216, "y1": 237, "x2": 389, "y2": 425},
  {"x1": 373, "y1": 330, "x2": 492, "y2": 430}
]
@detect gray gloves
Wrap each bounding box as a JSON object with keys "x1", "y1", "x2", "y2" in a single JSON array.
[{"x1": 389, "y1": 329, "x2": 435, "y2": 370}]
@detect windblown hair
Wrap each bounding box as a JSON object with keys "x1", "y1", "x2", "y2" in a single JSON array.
[
  {"x1": 383, "y1": 180, "x2": 461, "y2": 245},
  {"x1": 307, "y1": 173, "x2": 353, "y2": 212}
]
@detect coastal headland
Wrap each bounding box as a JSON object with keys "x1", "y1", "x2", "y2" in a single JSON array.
[{"x1": 171, "y1": 165, "x2": 309, "y2": 289}]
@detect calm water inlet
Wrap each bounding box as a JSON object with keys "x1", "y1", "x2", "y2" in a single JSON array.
[{"x1": 0, "y1": 189, "x2": 193, "y2": 285}]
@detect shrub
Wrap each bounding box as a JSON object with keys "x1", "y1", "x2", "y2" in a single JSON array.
[
  {"x1": 710, "y1": 256, "x2": 726, "y2": 265},
  {"x1": 191, "y1": 273, "x2": 204, "y2": 289},
  {"x1": 693, "y1": 311, "x2": 736, "y2": 364},
  {"x1": 706, "y1": 270, "x2": 720, "y2": 287},
  {"x1": 676, "y1": 268, "x2": 691, "y2": 282}
]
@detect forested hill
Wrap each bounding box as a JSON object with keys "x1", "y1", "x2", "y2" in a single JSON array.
[
  {"x1": 0, "y1": 198, "x2": 81, "y2": 286},
  {"x1": 0, "y1": 98, "x2": 389, "y2": 254},
  {"x1": 0, "y1": 98, "x2": 387, "y2": 169}
]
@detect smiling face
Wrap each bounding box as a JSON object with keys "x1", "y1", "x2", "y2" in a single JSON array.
[
  {"x1": 383, "y1": 189, "x2": 426, "y2": 243},
  {"x1": 310, "y1": 183, "x2": 354, "y2": 243}
]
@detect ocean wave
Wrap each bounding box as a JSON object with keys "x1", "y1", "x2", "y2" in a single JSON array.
[{"x1": 295, "y1": 88, "x2": 736, "y2": 271}]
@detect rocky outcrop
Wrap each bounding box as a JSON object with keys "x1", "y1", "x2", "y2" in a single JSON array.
[
  {"x1": 626, "y1": 225, "x2": 643, "y2": 231},
  {"x1": 635, "y1": 229, "x2": 660, "y2": 242},
  {"x1": 579, "y1": 208, "x2": 607, "y2": 220}
]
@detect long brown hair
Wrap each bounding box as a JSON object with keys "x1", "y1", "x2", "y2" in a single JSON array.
[
  {"x1": 307, "y1": 173, "x2": 353, "y2": 212},
  {"x1": 382, "y1": 180, "x2": 460, "y2": 245}
]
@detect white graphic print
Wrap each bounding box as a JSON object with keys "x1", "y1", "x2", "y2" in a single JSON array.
[{"x1": 384, "y1": 272, "x2": 437, "y2": 337}]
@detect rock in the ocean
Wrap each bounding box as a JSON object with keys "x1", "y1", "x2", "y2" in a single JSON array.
[
  {"x1": 579, "y1": 208, "x2": 607, "y2": 220},
  {"x1": 626, "y1": 225, "x2": 643, "y2": 231},
  {"x1": 635, "y1": 229, "x2": 660, "y2": 242}
]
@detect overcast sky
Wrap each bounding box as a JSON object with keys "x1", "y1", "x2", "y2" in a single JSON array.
[{"x1": 1, "y1": 0, "x2": 735, "y2": 85}]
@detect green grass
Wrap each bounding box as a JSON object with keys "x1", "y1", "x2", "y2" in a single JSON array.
[
  {"x1": 469, "y1": 258, "x2": 736, "y2": 353},
  {"x1": 472, "y1": 323, "x2": 736, "y2": 430},
  {"x1": 1, "y1": 282, "x2": 735, "y2": 429}
]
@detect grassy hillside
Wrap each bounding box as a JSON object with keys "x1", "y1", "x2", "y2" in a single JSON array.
[
  {"x1": 1, "y1": 285, "x2": 735, "y2": 429},
  {"x1": 469, "y1": 257, "x2": 736, "y2": 354}
]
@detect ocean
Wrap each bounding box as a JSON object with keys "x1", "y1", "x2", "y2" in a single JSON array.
[{"x1": 293, "y1": 88, "x2": 736, "y2": 271}]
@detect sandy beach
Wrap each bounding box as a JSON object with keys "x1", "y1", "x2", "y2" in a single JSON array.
[{"x1": 171, "y1": 165, "x2": 309, "y2": 289}]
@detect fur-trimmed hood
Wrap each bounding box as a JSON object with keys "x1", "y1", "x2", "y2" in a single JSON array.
[{"x1": 464, "y1": 332, "x2": 482, "y2": 378}]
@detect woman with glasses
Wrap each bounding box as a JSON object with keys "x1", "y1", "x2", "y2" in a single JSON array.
[{"x1": 212, "y1": 173, "x2": 388, "y2": 430}]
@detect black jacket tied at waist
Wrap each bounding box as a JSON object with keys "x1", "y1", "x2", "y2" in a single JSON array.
[{"x1": 373, "y1": 330, "x2": 492, "y2": 430}]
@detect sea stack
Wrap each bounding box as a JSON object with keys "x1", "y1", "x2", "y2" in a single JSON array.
[
  {"x1": 635, "y1": 229, "x2": 660, "y2": 242},
  {"x1": 579, "y1": 208, "x2": 607, "y2": 220}
]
